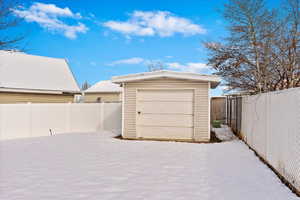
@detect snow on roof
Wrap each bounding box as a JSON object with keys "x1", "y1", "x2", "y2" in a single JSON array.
[
  {"x1": 112, "y1": 70, "x2": 221, "y2": 88},
  {"x1": 85, "y1": 80, "x2": 122, "y2": 93},
  {"x1": 0, "y1": 51, "x2": 80, "y2": 93}
]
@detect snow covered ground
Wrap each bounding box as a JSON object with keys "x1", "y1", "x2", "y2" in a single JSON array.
[
  {"x1": 0, "y1": 132, "x2": 298, "y2": 200},
  {"x1": 212, "y1": 125, "x2": 238, "y2": 141}
]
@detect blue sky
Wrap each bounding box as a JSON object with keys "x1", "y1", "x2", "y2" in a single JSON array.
[{"x1": 10, "y1": 0, "x2": 235, "y2": 96}]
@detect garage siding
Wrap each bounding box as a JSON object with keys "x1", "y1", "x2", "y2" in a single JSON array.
[
  {"x1": 0, "y1": 92, "x2": 75, "y2": 103},
  {"x1": 123, "y1": 78, "x2": 209, "y2": 141},
  {"x1": 84, "y1": 93, "x2": 121, "y2": 103}
]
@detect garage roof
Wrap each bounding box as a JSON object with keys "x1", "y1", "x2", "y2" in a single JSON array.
[
  {"x1": 112, "y1": 70, "x2": 221, "y2": 88},
  {"x1": 85, "y1": 80, "x2": 122, "y2": 93},
  {"x1": 0, "y1": 51, "x2": 80, "y2": 93}
]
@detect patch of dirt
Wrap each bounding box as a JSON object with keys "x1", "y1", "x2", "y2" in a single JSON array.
[
  {"x1": 114, "y1": 134, "x2": 122, "y2": 139},
  {"x1": 210, "y1": 131, "x2": 222, "y2": 143}
]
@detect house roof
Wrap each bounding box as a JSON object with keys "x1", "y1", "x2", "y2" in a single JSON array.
[
  {"x1": 112, "y1": 70, "x2": 221, "y2": 88},
  {"x1": 85, "y1": 80, "x2": 122, "y2": 93},
  {"x1": 0, "y1": 51, "x2": 80, "y2": 93}
]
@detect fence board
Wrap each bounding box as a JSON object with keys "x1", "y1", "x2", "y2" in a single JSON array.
[
  {"x1": 0, "y1": 103, "x2": 122, "y2": 140},
  {"x1": 211, "y1": 97, "x2": 226, "y2": 123}
]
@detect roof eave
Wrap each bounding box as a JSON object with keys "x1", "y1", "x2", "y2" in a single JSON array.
[
  {"x1": 112, "y1": 72, "x2": 221, "y2": 89},
  {"x1": 0, "y1": 87, "x2": 81, "y2": 94},
  {"x1": 112, "y1": 76, "x2": 221, "y2": 83}
]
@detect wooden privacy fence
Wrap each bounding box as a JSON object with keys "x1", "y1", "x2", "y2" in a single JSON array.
[
  {"x1": 227, "y1": 87, "x2": 300, "y2": 193},
  {"x1": 226, "y1": 95, "x2": 242, "y2": 134},
  {"x1": 0, "y1": 103, "x2": 122, "y2": 140},
  {"x1": 211, "y1": 97, "x2": 226, "y2": 123}
]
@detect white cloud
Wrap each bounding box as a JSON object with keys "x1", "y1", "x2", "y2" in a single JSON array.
[
  {"x1": 166, "y1": 62, "x2": 210, "y2": 73},
  {"x1": 27, "y1": 2, "x2": 78, "y2": 18},
  {"x1": 108, "y1": 57, "x2": 211, "y2": 74},
  {"x1": 90, "y1": 61, "x2": 96, "y2": 66},
  {"x1": 13, "y1": 2, "x2": 88, "y2": 39},
  {"x1": 103, "y1": 11, "x2": 206, "y2": 37},
  {"x1": 108, "y1": 56, "x2": 211, "y2": 74},
  {"x1": 109, "y1": 57, "x2": 145, "y2": 66}
]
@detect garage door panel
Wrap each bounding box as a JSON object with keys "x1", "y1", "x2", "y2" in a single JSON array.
[
  {"x1": 137, "y1": 101, "x2": 193, "y2": 114},
  {"x1": 137, "y1": 89, "x2": 193, "y2": 102},
  {"x1": 137, "y1": 126, "x2": 194, "y2": 139},
  {"x1": 136, "y1": 89, "x2": 194, "y2": 139},
  {"x1": 137, "y1": 114, "x2": 193, "y2": 127}
]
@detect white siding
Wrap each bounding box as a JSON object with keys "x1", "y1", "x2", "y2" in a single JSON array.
[
  {"x1": 123, "y1": 78, "x2": 209, "y2": 141},
  {"x1": 0, "y1": 92, "x2": 74, "y2": 103}
]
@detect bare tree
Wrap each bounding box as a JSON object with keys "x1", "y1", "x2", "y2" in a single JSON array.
[
  {"x1": 81, "y1": 81, "x2": 91, "y2": 91},
  {"x1": 204, "y1": 0, "x2": 300, "y2": 94},
  {"x1": 273, "y1": 0, "x2": 300, "y2": 89},
  {"x1": 147, "y1": 61, "x2": 165, "y2": 72},
  {"x1": 0, "y1": 0, "x2": 23, "y2": 50}
]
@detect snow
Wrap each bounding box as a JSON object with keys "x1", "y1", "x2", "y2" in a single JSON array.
[
  {"x1": 0, "y1": 51, "x2": 80, "y2": 92},
  {"x1": 0, "y1": 132, "x2": 298, "y2": 200},
  {"x1": 85, "y1": 80, "x2": 122, "y2": 93},
  {"x1": 212, "y1": 125, "x2": 238, "y2": 141}
]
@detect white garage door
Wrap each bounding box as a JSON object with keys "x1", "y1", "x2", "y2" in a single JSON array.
[{"x1": 136, "y1": 89, "x2": 194, "y2": 140}]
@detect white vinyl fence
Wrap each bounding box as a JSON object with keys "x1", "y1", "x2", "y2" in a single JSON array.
[
  {"x1": 241, "y1": 87, "x2": 300, "y2": 192},
  {"x1": 0, "y1": 103, "x2": 122, "y2": 140}
]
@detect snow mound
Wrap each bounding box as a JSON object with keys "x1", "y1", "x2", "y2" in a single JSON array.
[{"x1": 212, "y1": 125, "x2": 238, "y2": 141}]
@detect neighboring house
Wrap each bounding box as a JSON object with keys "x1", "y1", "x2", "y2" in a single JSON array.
[
  {"x1": 0, "y1": 51, "x2": 80, "y2": 103},
  {"x1": 112, "y1": 70, "x2": 221, "y2": 142},
  {"x1": 84, "y1": 80, "x2": 122, "y2": 103}
]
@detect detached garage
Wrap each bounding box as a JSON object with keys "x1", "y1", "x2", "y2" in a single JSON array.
[{"x1": 112, "y1": 70, "x2": 220, "y2": 142}]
